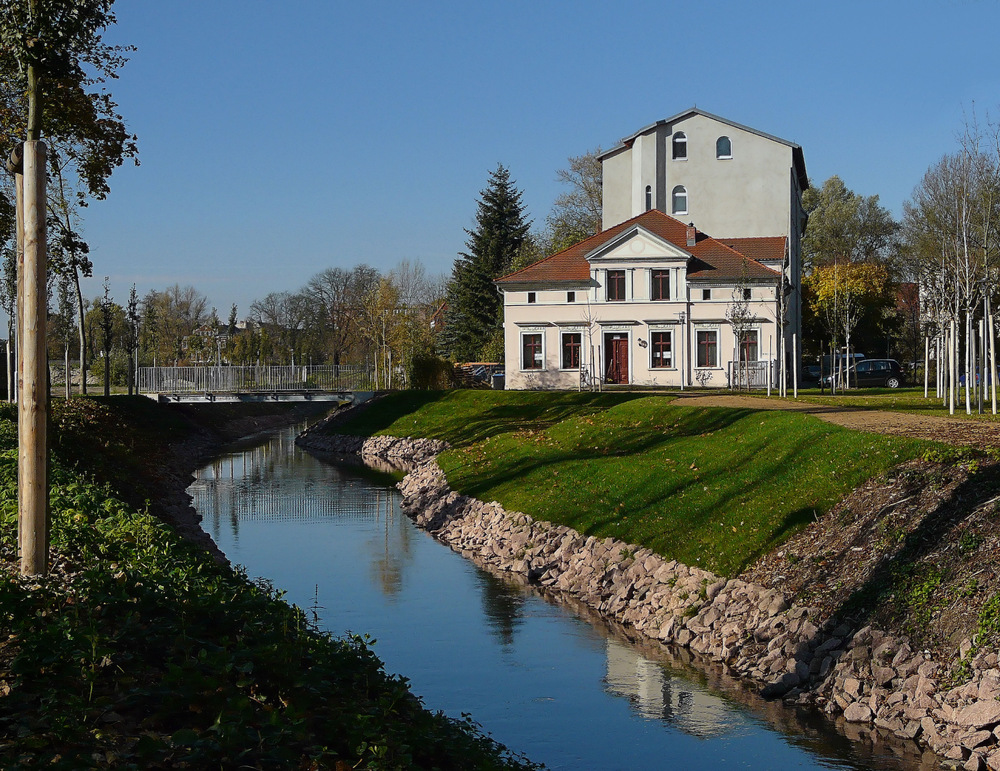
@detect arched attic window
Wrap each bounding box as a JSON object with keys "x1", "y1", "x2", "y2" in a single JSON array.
[
  {"x1": 716, "y1": 135, "x2": 732, "y2": 159},
  {"x1": 672, "y1": 132, "x2": 687, "y2": 160},
  {"x1": 671, "y1": 185, "x2": 688, "y2": 215},
  {"x1": 645, "y1": 185, "x2": 652, "y2": 211}
]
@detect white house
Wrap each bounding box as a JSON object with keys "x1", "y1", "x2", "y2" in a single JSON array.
[{"x1": 497, "y1": 108, "x2": 807, "y2": 389}]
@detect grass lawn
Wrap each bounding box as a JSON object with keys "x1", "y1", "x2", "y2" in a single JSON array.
[
  {"x1": 336, "y1": 391, "x2": 946, "y2": 578},
  {"x1": 334, "y1": 390, "x2": 646, "y2": 446},
  {"x1": 756, "y1": 386, "x2": 1000, "y2": 422}
]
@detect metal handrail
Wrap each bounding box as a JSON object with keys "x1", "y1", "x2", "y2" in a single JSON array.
[{"x1": 136, "y1": 364, "x2": 376, "y2": 394}]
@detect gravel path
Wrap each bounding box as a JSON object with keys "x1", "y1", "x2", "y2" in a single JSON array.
[{"x1": 671, "y1": 393, "x2": 1000, "y2": 450}]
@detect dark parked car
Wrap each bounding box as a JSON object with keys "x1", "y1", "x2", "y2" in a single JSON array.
[
  {"x1": 803, "y1": 364, "x2": 822, "y2": 385},
  {"x1": 821, "y1": 358, "x2": 906, "y2": 389}
]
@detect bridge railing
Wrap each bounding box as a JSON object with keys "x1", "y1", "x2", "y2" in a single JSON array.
[{"x1": 136, "y1": 365, "x2": 376, "y2": 394}]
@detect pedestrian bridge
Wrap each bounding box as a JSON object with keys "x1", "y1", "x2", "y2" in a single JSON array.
[{"x1": 136, "y1": 364, "x2": 377, "y2": 404}]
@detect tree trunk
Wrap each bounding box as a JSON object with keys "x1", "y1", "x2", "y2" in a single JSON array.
[
  {"x1": 72, "y1": 267, "x2": 87, "y2": 395},
  {"x1": 19, "y1": 140, "x2": 48, "y2": 576}
]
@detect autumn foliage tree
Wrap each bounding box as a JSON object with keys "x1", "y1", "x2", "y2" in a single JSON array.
[
  {"x1": 807, "y1": 261, "x2": 892, "y2": 378},
  {"x1": 544, "y1": 147, "x2": 602, "y2": 253}
]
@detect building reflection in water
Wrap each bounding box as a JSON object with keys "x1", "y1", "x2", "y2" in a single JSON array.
[{"x1": 604, "y1": 637, "x2": 731, "y2": 737}]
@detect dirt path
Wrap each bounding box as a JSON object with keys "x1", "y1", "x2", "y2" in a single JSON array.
[{"x1": 672, "y1": 393, "x2": 1000, "y2": 450}]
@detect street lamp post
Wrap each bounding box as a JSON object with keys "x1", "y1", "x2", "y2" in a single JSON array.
[{"x1": 676, "y1": 311, "x2": 687, "y2": 390}]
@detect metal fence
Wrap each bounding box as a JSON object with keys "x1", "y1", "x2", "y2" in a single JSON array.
[
  {"x1": 136, "y1": 365, "x2": 376, "y2": 394},
  {"x1": 727, "y1": 360, "x2": 776, "y2": 390}
]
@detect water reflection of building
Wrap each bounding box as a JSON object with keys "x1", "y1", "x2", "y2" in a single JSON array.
[{"x1": 604, "y1": 637, "x2": 734, "y2": 738}]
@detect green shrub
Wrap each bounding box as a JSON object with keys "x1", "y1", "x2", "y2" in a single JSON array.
[{"x1": 408, "y1": 353, "x2": 455, "y2": 389}]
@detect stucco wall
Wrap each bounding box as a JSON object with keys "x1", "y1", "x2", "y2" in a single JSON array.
[
  {"x1": 602, "y1": 149, "x2": 632, "y2": 232},
  {"x1": 603, "y1": 113, "x2": 796, "y2": 241},
  {"x1": 502, "y1": 280, "x2": 779, "y2": 390}
]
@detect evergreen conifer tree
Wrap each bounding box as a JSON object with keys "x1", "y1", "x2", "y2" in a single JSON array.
[{"x1": 442, "y1": 165, "x2": 530, "y2": 361}]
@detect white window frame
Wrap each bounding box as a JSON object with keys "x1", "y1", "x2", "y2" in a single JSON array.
[
  {"x1": 520, "y1": 330, "x2": 545, "y2": 371},
  {"x1": 671, "y1": 185, "x2": 688, "y2": 215},
  {"x1": 649, "y1": 268, "x2": 671, "y2": 301},
  {"x1": 649, "y1": 328, "x2": 674, "y2": 369},
  {"x1": 605, "y1": 268, "x2": 627, "y2": 302},
  {"x1": 738, "y1": 328, "x2": 760, "y2": 363},
  {"x1": 695, "y1": 327, "x2": 720, "y2": 369},
  {"x1": 560, "y1": 331, "x2": 584, "y2": 371},
  {"x1": 716, "y1": 135, "x2": 732, "y2": 159},
  {"x1": 672, "y1": 132, "x2": 687, "y2": 160}
]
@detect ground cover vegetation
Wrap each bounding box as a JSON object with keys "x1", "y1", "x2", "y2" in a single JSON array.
[
  {"x1": 742, "y1": 453, "x2": 1000, "y2": 670},
  {"x1": 0, "y1": 397, "x2": 539, "y2": 770},
  {"x1": 328, "y1": 391, "x2": 944, "y2": 577}
]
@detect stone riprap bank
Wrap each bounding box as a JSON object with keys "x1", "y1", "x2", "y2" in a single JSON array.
[{"x1": 297, "y1": 431, "x2": 1000, "y2": 771}]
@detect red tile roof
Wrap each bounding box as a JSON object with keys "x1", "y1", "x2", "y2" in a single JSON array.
[
  {"x1": 495, "y1": 209, "x2": 780, "y2": 285},
  {"x1": 721, "y1": 236, "x2": 786, "y2": 264}
]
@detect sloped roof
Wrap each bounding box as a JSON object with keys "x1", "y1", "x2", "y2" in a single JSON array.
[
  {"x1": 721, "y1": 236, "x2": 787, "y2": 264},
  {"x1": 495, "y1": 209, "x2": 780, "y2": 286},
  {"x1": 598, "y1": 107, "x2": 808, "y2": 192}
]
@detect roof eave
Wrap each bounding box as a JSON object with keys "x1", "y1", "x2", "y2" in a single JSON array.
[{"x1": 598, "y1": 107, "x2": 804, "y2": 161}]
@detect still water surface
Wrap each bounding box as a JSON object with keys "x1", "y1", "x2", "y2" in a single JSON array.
[{"x1": 189, "y1": 426, "x2": 927, "y2": 771}]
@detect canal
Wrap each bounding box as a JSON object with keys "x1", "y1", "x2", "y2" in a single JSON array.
[{"x1": 189, "y1": 425, "x2": 931, "y2": 771}]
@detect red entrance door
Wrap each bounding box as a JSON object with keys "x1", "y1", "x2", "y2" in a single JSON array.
[{"x1": 604, "y1": 334, "x2": 629, "y2": 384}]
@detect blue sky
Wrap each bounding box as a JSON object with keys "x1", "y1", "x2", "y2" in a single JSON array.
[{"x1": 73, "y1": 0, "x2": 1000, "y2": 318}]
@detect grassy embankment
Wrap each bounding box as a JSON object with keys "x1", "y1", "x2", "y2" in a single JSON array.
[
  {"x1": 0, "y1": 397, "x2": 538, "y2": 770},
  {"x1": 334, "y1": 390, "x2": 950, "y2": 577}
]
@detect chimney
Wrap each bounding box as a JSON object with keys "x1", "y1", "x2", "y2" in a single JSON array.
[{"x1": 686, "y1": 223, "x2": 697, "y2": 247}]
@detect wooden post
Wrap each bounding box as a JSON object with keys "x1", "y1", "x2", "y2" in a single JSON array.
[
  {"x1": 990, "y1": 312, "x2": 997, "y2": 415},
  {"x1": 924, "y1": 336, "x2": 929, "y2": 399},
  {"x1": 767, "y1": 335, "x2": 772, "y2": 397},
  {"x1": 11, "y1": 150, "x2": 23, "y2": 409},
  {"x1": 792, "y1": 333, "x2": 798, "y2": 398},
  {"x1": 779, "y1": 334, "x2": 785, "y2": 397},
  {"x1": 18, "y1": 141, "x2": 48, "y2": 576},
  {"x1": 949, "y1": 318, "x2": 956, "y2": 416}
]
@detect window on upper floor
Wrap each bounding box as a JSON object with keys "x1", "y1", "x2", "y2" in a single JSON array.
[
  {"x1": 671, "y1": 185, "x2": 687, "y2": 215},
  {"x1": 567, "y1": 291, "x2": 576, "y2": 303},
  {"x1": 672, "y1": 132, "x2": 687, "y2": 160},
  {"x1": 716, "y1": 136, "x2": 732, "y2": 159},
  {"x1": 742, "y1": 287, "x2": 751, "y2": 300},
  {"x1": 645, "y1": 185, "x2": 652, "y2": 211},
  {"x1": 527, "y1": 292, "x2": 536, "y2": 304},
  {"x1": 650, "y1": 269, "x2": 670, "y2": 301},
  {"x1": 702, "y1": 288, "x2": 712, "y2": 301},
  {"x1": 606, "y1": 270, "x2": 626, "y2": 301}
]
